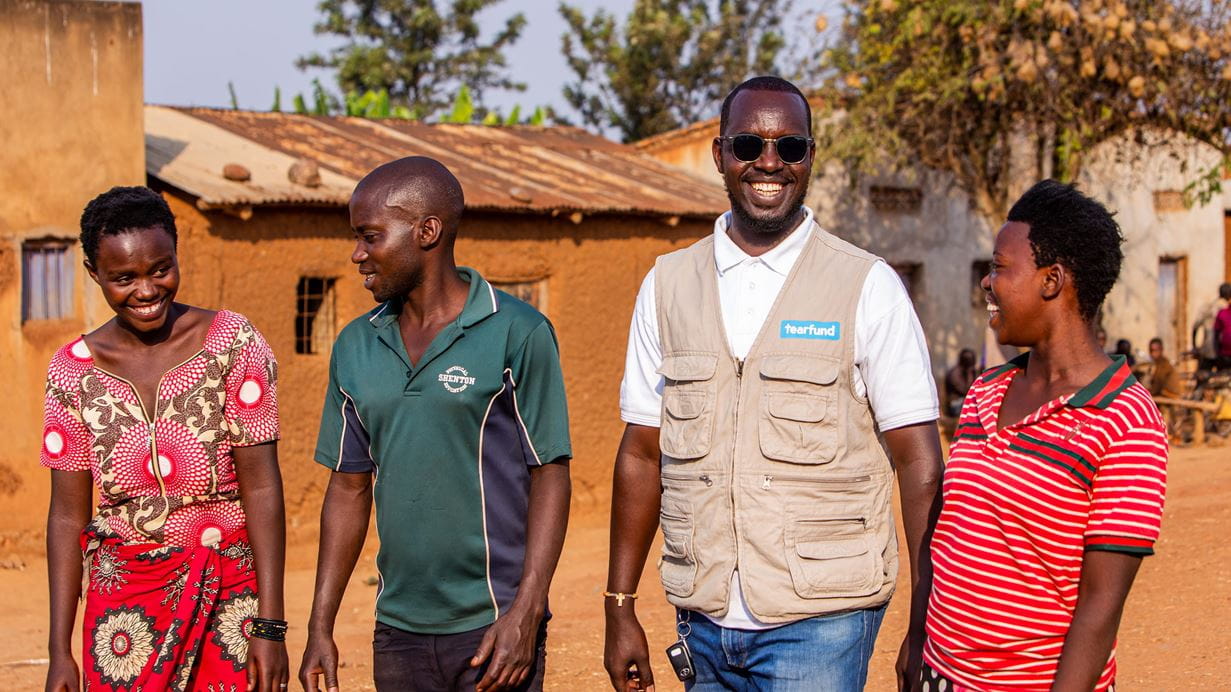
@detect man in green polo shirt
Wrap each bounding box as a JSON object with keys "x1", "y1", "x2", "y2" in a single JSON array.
[{"x1": 298, "y1": 157, "x2": 572, "y2": 692}]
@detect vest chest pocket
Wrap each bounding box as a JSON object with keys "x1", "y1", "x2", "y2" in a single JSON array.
[
  {"x1": 658, "y1": 353, "x2": 719, "y2": 460},
  {"x1": 758, "y1": 354, "x2": 840, "y2": 464}
]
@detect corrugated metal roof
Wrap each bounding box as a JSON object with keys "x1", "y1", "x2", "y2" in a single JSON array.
[
  {"x1": 635, "y1": 116, "x2": 719, "y2": 154},
  {"x1": 145, "y1": 105, "x2": 728, "y2": 219},
  {"x1": 146, "y1": 107, "x2": 355, "y2": 207}
]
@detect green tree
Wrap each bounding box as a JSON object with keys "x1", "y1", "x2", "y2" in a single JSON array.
[
  {"x1": 559, "y1": 0, "x2": 800, "y2": 142},
  {"x1": 820, "y1": 0, "x2": 1231, "y2": 222},
  {"x1": 435, "y1": 85, "x2": 550, "y2": 124},
  {"x1": 298, "y1": 0, "x2": 527, "y2": 120}
]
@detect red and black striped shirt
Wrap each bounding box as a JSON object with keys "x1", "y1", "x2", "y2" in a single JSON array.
[{"x1": 924, "y1": 353, "x2": 1168, "y2": 690}]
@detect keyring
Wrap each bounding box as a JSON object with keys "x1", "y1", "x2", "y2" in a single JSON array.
[{"x1": 676, "y1": 609, "x2": 692, "y2": 639}]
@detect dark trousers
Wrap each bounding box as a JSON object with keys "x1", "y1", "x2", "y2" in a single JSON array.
[{"x1": 373, "y1": 620, "x2": 547, "y2": 692}]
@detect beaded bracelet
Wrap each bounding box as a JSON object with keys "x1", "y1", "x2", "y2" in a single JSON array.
[{"x1": 249, "y1": 617, "x2": 289, "y2": 642}]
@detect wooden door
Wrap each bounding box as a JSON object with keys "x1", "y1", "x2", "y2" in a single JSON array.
[{"x1": 1157, "y1": 257, "x2": 1188, "y2": 358}]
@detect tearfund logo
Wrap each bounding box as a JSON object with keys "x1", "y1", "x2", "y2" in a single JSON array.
[
  {"x1": 779, "y1": 320, "x2": 841, "y2": 340},
  {"x1": 438, "y1": 365, "x2": 476, "y2": 393}
]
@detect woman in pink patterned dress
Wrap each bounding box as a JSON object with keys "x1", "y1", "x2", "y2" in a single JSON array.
[{"x1": 42, "y1": 187, "x2": 289, "y2": 692}]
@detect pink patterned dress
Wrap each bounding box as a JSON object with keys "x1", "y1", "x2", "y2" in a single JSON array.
[{"x1": 41, "y1": 310, "x2": 279, "y2": 691}]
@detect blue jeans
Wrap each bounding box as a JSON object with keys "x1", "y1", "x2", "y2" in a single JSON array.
[{"x1": 680, "y1": 604, "x2": 887, "y2": 691}]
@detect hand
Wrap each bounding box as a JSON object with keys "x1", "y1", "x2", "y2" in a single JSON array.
[
  {"x1": 298, "y1": 632, "x2": 340, "y2": 692},
  {"x1": 471, "y1": 603, "x2": 541, "y2": 692},
  {"x1": 895, "y1": 630, "x2": 925, "y2": 692},
  {"x1": 247, "y1": 637, "x2": 289, "y2": 692},
  {"x1": 604, "y1": 607, "x2": 655, "y2": 692},
  {"x1": 44, "y1": 654, "x2": 80, "y2": 692}
]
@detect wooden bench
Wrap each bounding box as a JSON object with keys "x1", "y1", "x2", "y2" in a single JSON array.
[{"x1": 1153, "y1": 396, "x2": 1223, "y2": 445}]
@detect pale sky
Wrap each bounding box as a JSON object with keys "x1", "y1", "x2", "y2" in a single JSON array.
[{"x1": 142, "y1": 1, "x2": 633, "y2": 122}]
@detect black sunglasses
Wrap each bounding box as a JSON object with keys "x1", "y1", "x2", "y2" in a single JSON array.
[{"x1": 719, "y1": 134, "x2": 813, "y2": 165}]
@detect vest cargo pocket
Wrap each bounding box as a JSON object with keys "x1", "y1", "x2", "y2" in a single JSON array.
[
  {"x1": 658, "y1": 352, "x2": 718, "y2": 460},
  {"x1": 758, "y1": 354, "x2": 840, "y2": 463},
  {"x1": 762, "y1": 393, "x2": 832, "y2": 459},
  {"x1": 784, "y1": 519, "x2": 882, "y2": 599},
  {"x1": 658, "y1": 509, "x2": 698, "y2": 597}
]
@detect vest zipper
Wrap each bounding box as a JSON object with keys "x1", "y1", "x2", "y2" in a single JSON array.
[
  {"x1": 730, "y1": 355, "x2": 744, "y2": 601},
  {"x1": 794, "y1": 516, "x2": 867, "y2": 527},
  {"x1": 661, "y1": 471, "x2": 714, "y2": 487},
  {"x1": 760, "y1": 474, "x2": 872, "y2": 490}
]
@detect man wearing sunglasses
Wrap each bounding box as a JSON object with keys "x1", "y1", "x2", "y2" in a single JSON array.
[{"x1": 605, "y1": 77, "x2": 943, "y2": 691}]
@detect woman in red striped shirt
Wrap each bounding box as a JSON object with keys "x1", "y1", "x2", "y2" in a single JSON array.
[{"x1": 922, "y1": 180, "x2": 1168, "y2": 691}]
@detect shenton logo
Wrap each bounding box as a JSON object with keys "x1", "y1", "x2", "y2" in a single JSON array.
[{"x1": 438, "y1": 365, "x2": 476, "y2": 393}]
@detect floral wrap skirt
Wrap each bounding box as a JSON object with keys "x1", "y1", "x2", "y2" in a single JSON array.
[{"x1": 81, "y1": 525, "x2": 258, "y2": 691}]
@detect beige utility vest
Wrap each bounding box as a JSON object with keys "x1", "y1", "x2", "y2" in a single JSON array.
[{"x1": 654, "y1": 222, "x2": 897, "y2": 623}]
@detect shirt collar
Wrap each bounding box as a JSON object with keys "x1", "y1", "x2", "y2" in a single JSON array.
[
  {"x1": 713, "y1": 206, "x2": 815, "y2": 277},
  {"x1": 367, "y1": 267, "x2": 499, "y2": 330},
  {"x1": 983, "y1": 351, "x2": 1138, "y2": 410}
]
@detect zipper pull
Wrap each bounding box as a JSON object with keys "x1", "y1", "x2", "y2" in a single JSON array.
[
  {"x1": 762, "y1": 475, "x2": 772, "y2": 490},
  {"x1": 735, "y1": 359, "x2": 744, "y2": 378},
  {"x1": 699, "y1": 474, "x2": 713, "y2": 487}
]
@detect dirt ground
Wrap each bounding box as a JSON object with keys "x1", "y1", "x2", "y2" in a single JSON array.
[{"x1": 1, "y1": 444, "x2": 1226, "y2": 691}]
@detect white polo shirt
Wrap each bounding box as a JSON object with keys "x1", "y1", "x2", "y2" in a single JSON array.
[{"x1": 619, "y1": 208, "x2": 939, "y2": 629}]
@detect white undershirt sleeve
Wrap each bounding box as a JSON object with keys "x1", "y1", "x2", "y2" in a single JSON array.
[
  {"x1": 855, "y1": 262, "x2": 941, "y2": 431},
  {"x1": 619, "y1": 268, "x2": 665, "y2": 427}
]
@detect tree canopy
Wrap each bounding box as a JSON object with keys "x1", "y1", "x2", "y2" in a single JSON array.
[
  {"x1": 297, "y1": 0, "x2": 527, "y2": 120},
  {"x1": 820, "y1": 0, "x2": 1231, "y2": 221},
  {"x1": 559, "y1": 0, "x2": 801, "y2": 142}
]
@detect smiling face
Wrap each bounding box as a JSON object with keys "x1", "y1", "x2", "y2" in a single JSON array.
[
  {"x1": 349, "y1": 182, "x2": 423, "y2": 303},
  {"x1": 981, "y1": 221, "x2": 1054, "y2": 346},
  {"x1": 87, "y1": 226, "x2": 180, "y2": 333},
  {"x1": 713, "y1": 89, "x2": 814, "y2": 236}
]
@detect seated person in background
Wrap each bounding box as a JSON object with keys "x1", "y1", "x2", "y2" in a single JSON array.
[
  {"x1": 1113, "y1": 338, "x2": 1135, "y2": 366},
  {"x1": 1147, "y1": 338, "x2": 1184, "y2": 398},
  {"x1": 944, "y1": 348, "x2": 979, "y2": 417},
  {"x1": 1216, "y1": 283, "x2": 1231, "y2": 370}
]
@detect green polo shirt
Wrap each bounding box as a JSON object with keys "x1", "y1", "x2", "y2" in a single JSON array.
[{"x1": 314, "y1": 267, "x2": 571, "y2": 634}]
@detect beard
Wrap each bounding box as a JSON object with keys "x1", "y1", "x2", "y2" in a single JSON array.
[
  {"x1": 371, "y1": 261, "x2": 424, "y2": 304},
  {"x1": 726, "y1": 177, "x2": 811, "y2": 236}
]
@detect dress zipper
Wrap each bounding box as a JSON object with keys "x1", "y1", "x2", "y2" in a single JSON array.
[
  {"x1": 102, "y1": 372, "x2": 166, "y2": 495},
  {"x1": 94, "y1": 350, "x2": 202, "y2": 496}
]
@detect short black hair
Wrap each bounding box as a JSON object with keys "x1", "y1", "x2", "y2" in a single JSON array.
[
  {"x1": 1220, "y1": 282, "x2": 1231, "y2": 300},
  {"x1": 80, "y1": 186, "x2": 177, "y2": 265},
  {"x1": 1007, "y1": 179, "x2": 1123, "y2": 322},
  {"x1": 1149, "y1": 337, "x2": 1164, "y2": 347},
  {"x1": 720, "y1": 76, "x2": 811, "y2": 136}
]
